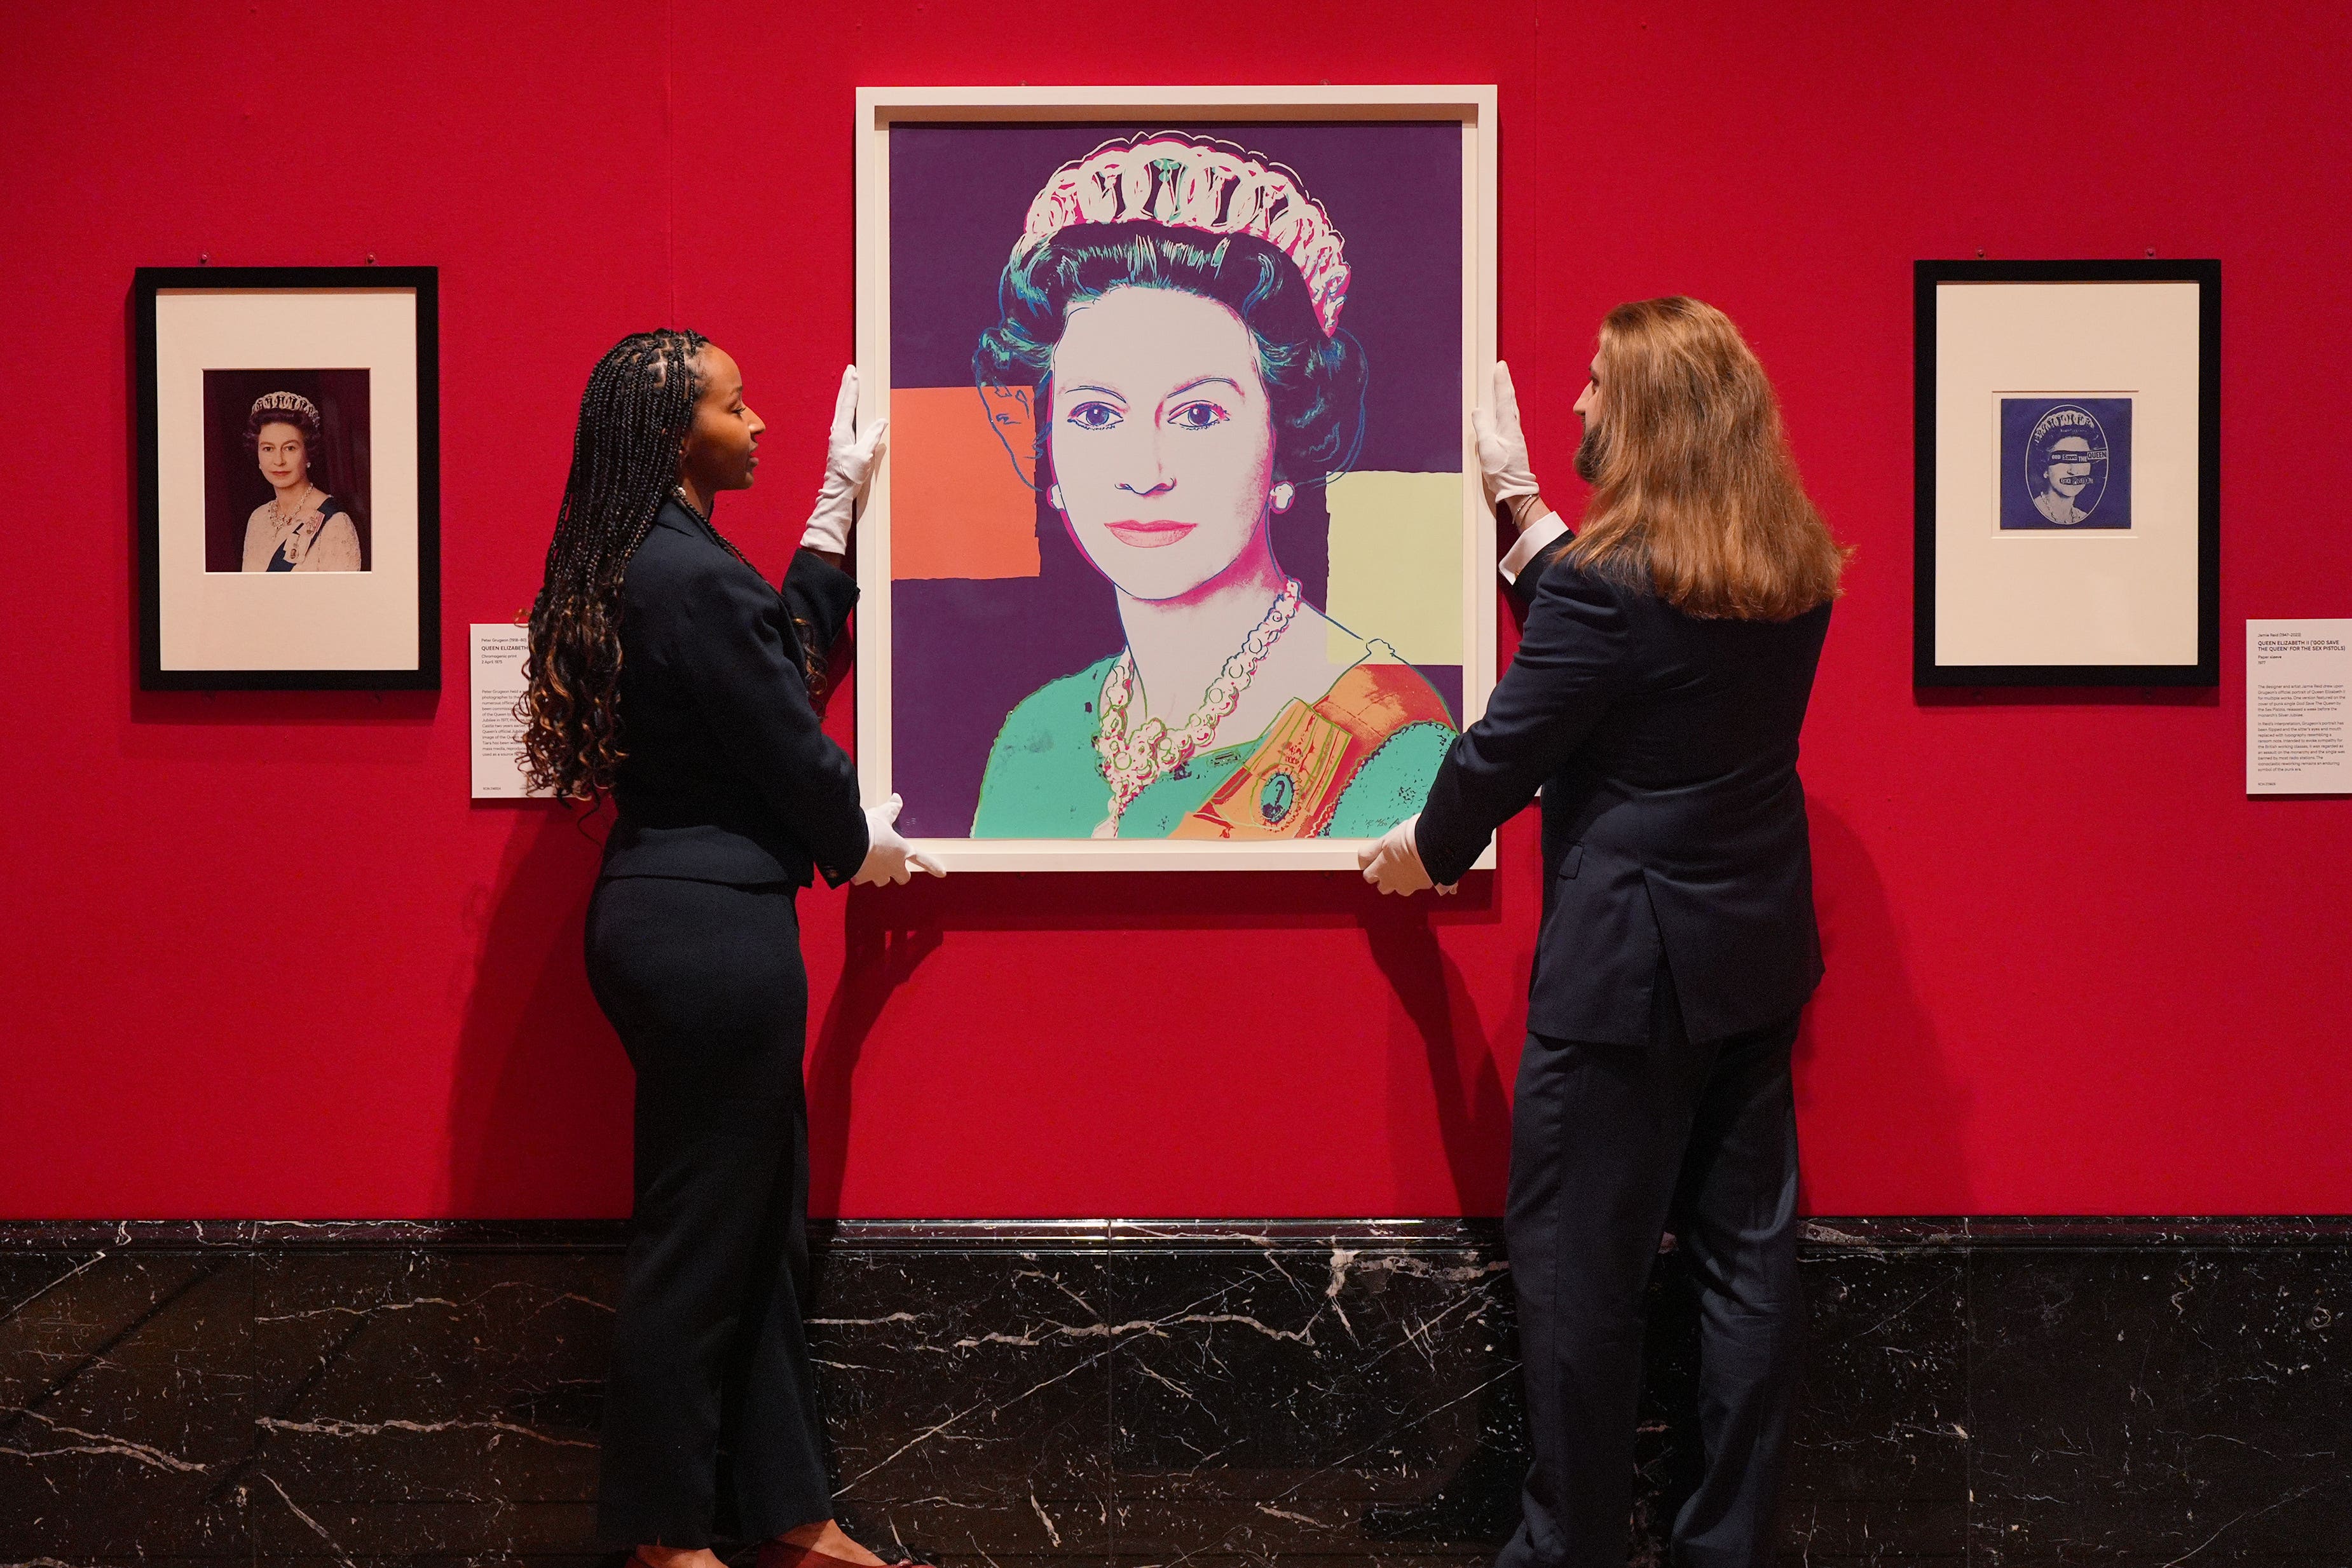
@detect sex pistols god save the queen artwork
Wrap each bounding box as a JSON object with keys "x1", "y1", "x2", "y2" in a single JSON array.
[{"x1": 872, "y1": 112, "x2": 1487, "y2": 861}]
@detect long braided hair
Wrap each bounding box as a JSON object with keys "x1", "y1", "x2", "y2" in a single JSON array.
[{"x1": 521, "y1": 329, "x2": 712, "y2": 801}]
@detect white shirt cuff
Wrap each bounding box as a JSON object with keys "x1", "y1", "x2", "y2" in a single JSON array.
[{"x1": 1498, "y1": 514, "x2": 1571, "y2": 583}]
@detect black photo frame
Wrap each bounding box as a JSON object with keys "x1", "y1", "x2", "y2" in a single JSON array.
[
  {"x1": 133, "y1": 266, "x2": 441, "y2": 690},
  {"x1": 1914, "y1": 259, "x2": 2219, "y2": 687}
]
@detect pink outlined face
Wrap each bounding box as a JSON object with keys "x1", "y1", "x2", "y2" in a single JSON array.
[{"x1": 1046, "y1": 286, "x2": 1276, "y2": 604}]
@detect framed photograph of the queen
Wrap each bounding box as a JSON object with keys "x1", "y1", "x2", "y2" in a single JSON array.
[
  {"x1": 135, "y1": 266, "x2": 439, "y2": 689},
  {"x1": 856, "y1": 87, "x2": 1499, "y2": 870},
  {"x1": 1914, "y1": 259, "x2": 2219, "y2": 686}
]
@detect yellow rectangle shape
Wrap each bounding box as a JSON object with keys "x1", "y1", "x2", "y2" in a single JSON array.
[{"x1": 1323, "y1": 470, "x2": 1463, "y2": 665}]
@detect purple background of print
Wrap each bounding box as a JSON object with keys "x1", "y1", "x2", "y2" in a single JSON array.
[{"x1": 887, "y1": 121, "x2": 1465, "y2": 836}]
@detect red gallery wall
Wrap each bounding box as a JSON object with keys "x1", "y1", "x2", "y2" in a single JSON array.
[{"x1": 3, "y1": 2, "x2": 2348, "y2": 1220}]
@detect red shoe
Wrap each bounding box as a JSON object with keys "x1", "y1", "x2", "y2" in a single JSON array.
[{"x1": 758, "y1": 1540, "x2": 934, "y2": 1568}]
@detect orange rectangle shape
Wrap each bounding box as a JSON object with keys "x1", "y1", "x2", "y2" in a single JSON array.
[{"x1": 889, "y1": 385, "x2": 1042, "y2": 580}]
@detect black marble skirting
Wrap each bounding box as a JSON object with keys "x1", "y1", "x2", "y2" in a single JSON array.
[{"x1": 3, "y1": 1217, "x2": 2346, "y2": 1567}]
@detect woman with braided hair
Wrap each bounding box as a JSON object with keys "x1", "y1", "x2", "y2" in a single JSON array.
[{"x1": 524, "y1": 331, "x2": 941, "y2": 1568}]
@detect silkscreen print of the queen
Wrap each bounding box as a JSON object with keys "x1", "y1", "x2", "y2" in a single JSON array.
[{"x1": 882, "y1": 121, "x2": 1472, "y2": 843}]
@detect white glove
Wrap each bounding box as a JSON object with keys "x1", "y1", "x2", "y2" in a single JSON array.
[
  {"x1": 852, "y1": 794, "x2": 945, "y2": 887},
  {"x1": 803, "y1": 365, "x2": 888, "y2": 556},
  {"x1": 1468, "y1": 360, "x2": 1542, "y2": 513},
  {"x1": 1358, "y1": 814, "x2": 1456, "y2": 897}
]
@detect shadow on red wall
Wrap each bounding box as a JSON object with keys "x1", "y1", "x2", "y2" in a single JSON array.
[
  {"x1": 800, "y1": 869, "x2": 1518, "y2": 1217},
  {"x1": 805, "y1": 892, "x2": 943, "y2": 1217},
  {"x1": 1362, "y1": 895, "x2": 1515, "y2": 1213},
  {"x1": 1798, "y1": 799, "x2": 1969, "y2": 1214},
  {"x1": 427, "y1": 768, "x2": 1958, "y2": 1220},
  {"x1": 444, "y1": 807, "x2": 629, "y2": 1215}
]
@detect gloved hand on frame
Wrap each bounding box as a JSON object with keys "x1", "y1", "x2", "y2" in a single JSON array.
[
  {"x1": 803, "y1": 365, "x2": 888, "y2": 557},
  {"x1": 1468, "y1": 360, "x2": 1542, "y2": 515},
  {"x1": 853, "y1": 794, "x2": 946, "y2": 887}
]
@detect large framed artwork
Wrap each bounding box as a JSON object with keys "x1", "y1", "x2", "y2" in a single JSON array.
[
  {"x1": 856, "y1": 87, "x2": 1499, "y2": 871},
  {"x1": 1914, "y1": 259, "x2": 2219, "y2": 686},
  {"x1": 134, "y1": 266, "x2": 440, "y2": 689}
]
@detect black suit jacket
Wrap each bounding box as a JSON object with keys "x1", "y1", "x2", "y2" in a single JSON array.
[
  {"x1": 598, "y1": 498, "x2": 868, "y2": 889},
  {"x1": 1416, "y1": 536, "x2": 1833, "y2": 1046}
]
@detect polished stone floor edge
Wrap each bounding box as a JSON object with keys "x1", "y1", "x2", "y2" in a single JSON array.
[
  {"x1": 3, "y1": 1213, "x2": 2348, "y2": 1250},
  {"x1": 4, "y1": 1215, "x2": 2347, "y2": 1564}
]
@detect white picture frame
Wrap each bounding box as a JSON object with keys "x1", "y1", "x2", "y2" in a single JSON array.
[{"x1": 854, "y1": 86, "x2": 1500, "y2": 871}]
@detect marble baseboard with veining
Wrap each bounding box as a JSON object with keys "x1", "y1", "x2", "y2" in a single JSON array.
[{"x1": 1, "y1": 1218, "x2": 2346, "y2": 1567}]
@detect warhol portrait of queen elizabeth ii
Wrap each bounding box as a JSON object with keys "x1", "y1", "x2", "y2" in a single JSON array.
[{"x1": 859, "y1": 95, "x2": 1498, "y2": 866}]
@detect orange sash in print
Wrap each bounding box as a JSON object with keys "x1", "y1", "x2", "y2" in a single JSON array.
[{"x1": 1170, "y1": 664, "x2": 1454, "y2": 841}]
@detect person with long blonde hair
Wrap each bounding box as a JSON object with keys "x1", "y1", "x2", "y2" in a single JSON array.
[{"x1": 1363, "y1": 297, "x2": 1847, "y2": 1566}]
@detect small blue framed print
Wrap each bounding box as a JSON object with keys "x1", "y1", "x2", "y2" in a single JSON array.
[
  {"x1": 1914, "y1": 258, "x2": 2219, "y2": 686},
  {"x1": 1999, "y1": 396, "x2": 2132, "y2": 531}
]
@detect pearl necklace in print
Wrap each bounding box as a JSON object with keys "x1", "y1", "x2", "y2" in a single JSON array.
[{"x1": 1093, "y1": 578, "x2": 1302, "y2": 831}]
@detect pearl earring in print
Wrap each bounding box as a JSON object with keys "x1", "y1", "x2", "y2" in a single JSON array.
[
  {"x1": 1049, "y1": 484, "x2": 1065, "y2": 512},
  {"x1": 1271, "y1": 482, "x2": 1296, "y2": 513}
]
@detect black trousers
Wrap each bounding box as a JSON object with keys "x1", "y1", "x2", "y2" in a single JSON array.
[
  {"x1": 1496, "y1": 971, "x2": 1804, "y2": 1568},
  {"x1": 584, "y1": 874, "x2": 831, "y2": 1549}
]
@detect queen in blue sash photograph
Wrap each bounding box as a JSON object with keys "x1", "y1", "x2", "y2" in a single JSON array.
[{"x1": 202, "y1": 369, "x2": 376, "y2": 573}]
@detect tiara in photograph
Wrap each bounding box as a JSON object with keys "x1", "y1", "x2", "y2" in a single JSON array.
[
  {"x1": 1018, "y1": 132, "x2": 1352, "y2": 336},
  {"x1": 251, "y1": 390, "x2": 321, "y2": 423}
]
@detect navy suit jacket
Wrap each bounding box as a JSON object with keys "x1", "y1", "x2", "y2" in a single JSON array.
[
  {"x1": 1415, "y1": 535, "x2": 1832, "y2": 1046},
  {"x1": 598, "y1": 498, "x2": 868, "y2": 889}
]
